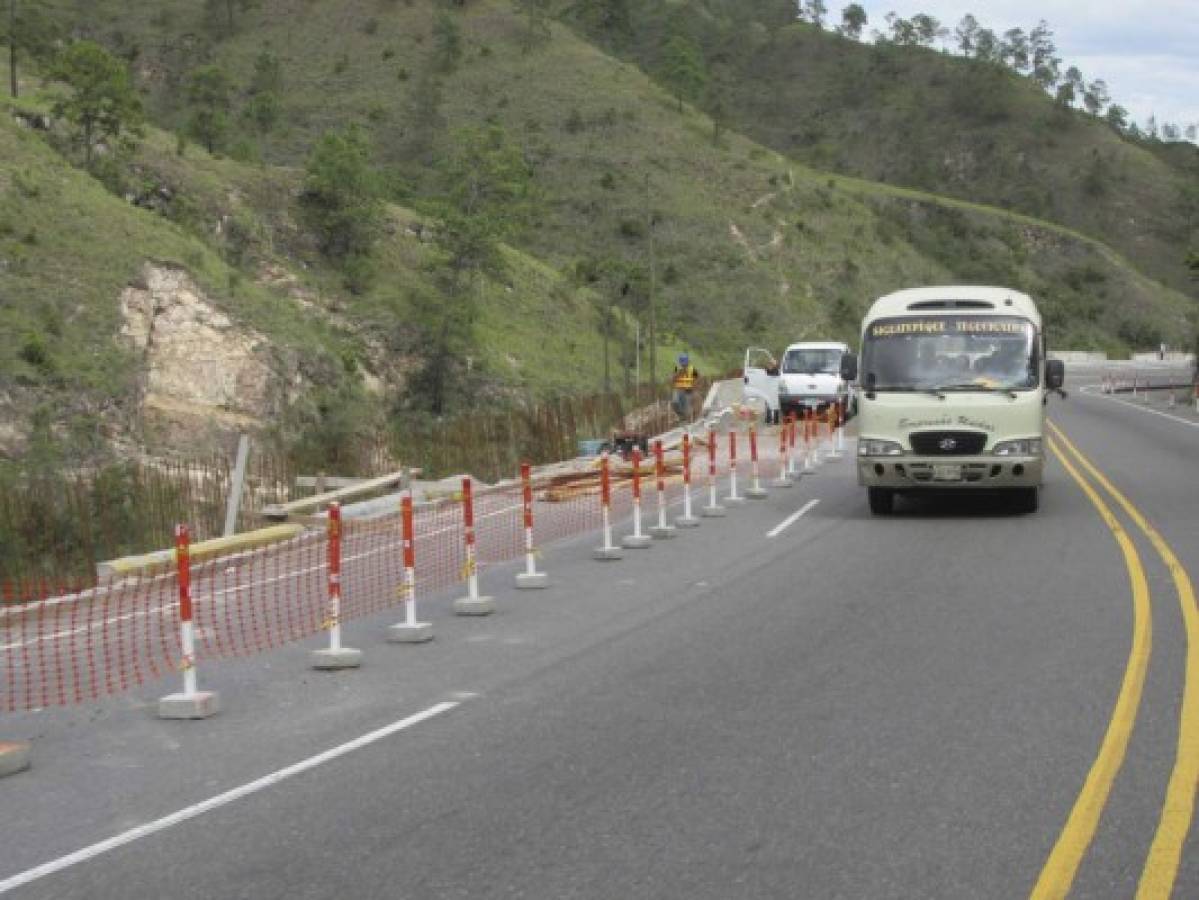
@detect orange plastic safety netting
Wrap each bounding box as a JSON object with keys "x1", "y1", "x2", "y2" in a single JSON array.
[{"x1": 0, "y1": 424, "x2": 819, "y2": 711}]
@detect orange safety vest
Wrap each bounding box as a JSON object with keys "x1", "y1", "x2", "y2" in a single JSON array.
[{"x1": 672, "y1": 364, "x2": 697, "y2": 390}]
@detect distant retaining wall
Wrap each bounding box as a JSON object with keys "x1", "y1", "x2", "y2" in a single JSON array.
[
  {"x1": 1047, "y1": 351, "x2": 1196, "y2": 366},
  {"x1": 1131, "y1": 352, "x2": 1195, "y2": 363}
]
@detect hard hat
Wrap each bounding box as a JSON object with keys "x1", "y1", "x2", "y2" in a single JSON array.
[{"x1": 678, "y1": 353, "x2": 689, "y2": 365}]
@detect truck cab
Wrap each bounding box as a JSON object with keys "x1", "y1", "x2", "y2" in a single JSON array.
[
  {"x1": 744, "y1": 342, "x2": 855, "y2": 423},
  {"x1": 778, "y1": 341, "x2": 853, "y2": 420}
]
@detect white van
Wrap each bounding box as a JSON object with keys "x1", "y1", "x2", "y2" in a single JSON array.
[
  {"x1": 744, "y1": 342, "x2": 854, "y2": 423},
  {"x1": 841, "y1": 286, "x2": 1065, "y2": 515}
]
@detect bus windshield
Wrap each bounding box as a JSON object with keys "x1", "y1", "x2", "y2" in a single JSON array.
[
  {"x1": 861, "y1": 315, "x2": 1038, "y2": 392},
  {"x1": 782, "y1": 348, "x2": 841, "y2": 375}
]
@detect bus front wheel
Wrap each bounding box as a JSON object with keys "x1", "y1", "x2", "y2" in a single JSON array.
[
  {"x1": 1014, "y1": 487, "x2": 1039, "y2": 514},
  {"x1": 868, "y1": 487, "x2": 894, "y2": 515}
]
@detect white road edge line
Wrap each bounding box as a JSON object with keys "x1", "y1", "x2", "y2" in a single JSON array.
[
  {"x1": 1078, "y1": 385, "x2": 1199, "y2": 430},
  {"x1": 0, "y1": 701, "x2": 460, "y2": 895},
  {"x1": 767, "y1": 499, "x2": 821, "y2": 538}
]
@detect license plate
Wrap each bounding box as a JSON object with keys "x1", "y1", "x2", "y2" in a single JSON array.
[{"x1": 932, "y1": 464, "x2": 963, "y2": 481}]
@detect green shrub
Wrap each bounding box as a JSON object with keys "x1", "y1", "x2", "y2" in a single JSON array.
[
  {"x1": 618, "y1": 218, "x2": 645, "y2": 239},
  {"x1": 19, "y1": 335, "x2": 52, "y2": 373}
]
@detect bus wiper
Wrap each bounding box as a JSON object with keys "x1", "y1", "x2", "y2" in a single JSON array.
[
  {"x1": 876, "y1": 384, "x2": 946, "y2": 399},
  {"x1": 935, "y1": 381, "x2": 1018, "y2": 399}
]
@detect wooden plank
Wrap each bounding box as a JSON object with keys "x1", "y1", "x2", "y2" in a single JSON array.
[
  {"x1": 261, "y1": 470, "x2": 413, "y2": 521},
  {"x1": 97, "y1": 524, "x2": 306, "y2": 579},
  {"x1": 294, "y1": 475, "x2": 372, "y2": 489}
]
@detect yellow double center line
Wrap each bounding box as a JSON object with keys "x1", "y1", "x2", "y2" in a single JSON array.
[
  {"x1": 1031, "y1": 431, "x2": 1152, "y2": 898},
  {"x1": 1032, "y1": 422, "x2": 1199, "y2": 898}
]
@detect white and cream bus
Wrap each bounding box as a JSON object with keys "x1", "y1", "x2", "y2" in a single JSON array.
[{"x1": 840, "y1": 286, "x2": 1065, "y2": 514}]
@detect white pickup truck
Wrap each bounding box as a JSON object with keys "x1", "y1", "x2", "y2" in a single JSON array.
[{"x1": 744, "y1": 342, "x2": 855, "y2": 423}]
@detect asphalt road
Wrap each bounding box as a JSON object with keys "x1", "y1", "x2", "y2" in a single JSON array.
[{"x1": 2, "y1": 369, "x2": 1198, "y2": 898}]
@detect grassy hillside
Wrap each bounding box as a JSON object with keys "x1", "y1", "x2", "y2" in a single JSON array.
[
  {"x1": 1, "y1": 0, "x2": 1194, "y2": 467},
  {"x1": 55, "y1": 0, "x2": 938, "y2": 352},
  {"x1": 565, "y1": 1, "x2": 1199, "y2": 299},
  {"x1": 0, "y1": 102, "x2": 345, "y2": 457},
  {"x1": 115, "y1": 119, "x2": 647, "y2": 399},
  {"x1": 0, "y1": 94, "x2": 667, "y2": 463},
  {"x1": 45, "y1": 0, "x2": 1194, "y2": 344}
]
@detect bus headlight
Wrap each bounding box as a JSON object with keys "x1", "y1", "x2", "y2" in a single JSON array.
[
  {"x1": 992, "y1": 438, "x2": 1042, "y2": 456},
  {"x1": 858, "y1": 439, "x2": 904, "y2": 457}
]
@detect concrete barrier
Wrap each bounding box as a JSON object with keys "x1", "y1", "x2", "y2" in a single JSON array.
[
  {"x1": 0, "y1": 740, "x2": 31, "y2": 777},
  {"x1": 1048, "y1": 350, "x2": 1108, "y2": 363},
  {"x1": 1131, "y1": 352, "x2": 1195, "y2": 363}
]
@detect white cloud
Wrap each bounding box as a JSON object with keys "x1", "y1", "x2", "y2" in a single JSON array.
[
  {"x1": 1071, "y1": 54, "x2": 1198, "y2": 127},
  {"x1": 850, "y1": 2, "x2": 1199, "y2": 130}
]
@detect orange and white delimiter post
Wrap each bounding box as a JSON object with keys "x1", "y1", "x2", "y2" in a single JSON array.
[
  {"x1": 515, "y1": 462, "x2": 550, "y2": 587},
  {"x1": 622, "y1": 447, "x2": 653, "y2": 549},
  {"x1": 773, "y1": 416, "x2": 793, "y2": 487},
  {"x1": 649, "y1": 439, "x2": 677, "y2": 538},
  {"x1": 594, "y1": 452, "x2": 624, "y2": 560},
  {"x1": 746, "y1": 425, "x2": 768, "y2": 499},
  {"x1": 677, "y1": 433, "x2": 700, "y2": 528},
  {"x1": 803, "y1": 409, "x2": 818, "y2": 471},
  {"x1": 725, "y1": 429, "x2": 745, "y2": 505},
  {"x1": 311, "y1": 502, "x2": 363, "y2": 668},
  {"x1": 702, "y1": 429, "x2": 726, "y2": 517},
  {"x1": 453, "y1": 478, "x2": 496, "y2": 615},
  {"x1": 389, "y1": 494, "x2": 434, "y2": 641},
  {"x1": 157, "y1": 524, "x2": 221, "y2": 719}
]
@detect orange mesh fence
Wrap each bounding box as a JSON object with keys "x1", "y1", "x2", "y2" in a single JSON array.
[
  {"x1": 0, "y1": 423, "x2": 803, "y2": 712},
  {"x1": 2, "y1": 573, "x2": 177, "y2": 711},
  {"x1": 1, "y1": 578, "x2": 98, "y2": 605}
]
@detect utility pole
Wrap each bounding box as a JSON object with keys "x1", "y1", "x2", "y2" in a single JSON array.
[
  {"x1": 645, "y1": 173, "x2": 657, "y2": 399},
  {"x1": 634, "y1": 320, "x2": 641, "y2": 390},
  {"x1": 9, "y1": 0, "x2": 18, "y2": 100},
  {"x1": 602, "y1": 303, "x2": 611, "y2": 394}
]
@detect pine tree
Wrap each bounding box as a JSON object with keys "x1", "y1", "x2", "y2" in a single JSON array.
[
  {"x1": 659, "y1": 35, "x2": 707, "y2": 113},
  {"x1": 51, "y1": 41, "x2": 143, "y2": 167},
  {"x1": 415, "y1": 125, "x2": 534, "y2": 413},
  {"x1": 186, "y1": 65, "x2": 234, "y2": 154},
  {"x1": 301, "y1": 125, "x2": 384, "y2": 262},
  {"x1": 4, "y1": 0, "x2": 56, "y2": 98},
  {"x1": 838, "y1": 4, "x2": 867, "y2": 41},
  {"x1": 515, "y1": 0, "x2": 552, "y2": 52}
]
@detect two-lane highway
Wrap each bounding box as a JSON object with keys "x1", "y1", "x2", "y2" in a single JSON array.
[
  {"x1": 2, "y1": 384, "x2": 1197, "y2": 898},
  {"x1": 1040, "y1": 379, "x2": 1199, "y2": 898}
]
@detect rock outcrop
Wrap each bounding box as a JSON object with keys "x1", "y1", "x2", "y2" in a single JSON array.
[{"x1": 120, "y1": 263, "x2": 276, "y2": 451}]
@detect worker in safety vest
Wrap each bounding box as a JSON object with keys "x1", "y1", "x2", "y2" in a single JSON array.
[{"x1": 671, "y1": 353, "x2": 699, "y2": 422}]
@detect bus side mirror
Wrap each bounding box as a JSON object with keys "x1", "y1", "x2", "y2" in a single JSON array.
[
  {"x1": 1045, "y1": 359, "x2": 1065, "y2": 391},
  {"x1": 840, "y1": 353, "x2": 858, "y2": 382}
]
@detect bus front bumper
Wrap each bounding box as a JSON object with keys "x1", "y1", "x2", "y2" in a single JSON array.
[{"x1": 857, "y1": 455, "x2": 1043, "y2": 489}]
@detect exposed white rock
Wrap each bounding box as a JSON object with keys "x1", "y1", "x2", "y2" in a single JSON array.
[{"x1": 120, "y1": 263, "x2": 274, "y2": 447}]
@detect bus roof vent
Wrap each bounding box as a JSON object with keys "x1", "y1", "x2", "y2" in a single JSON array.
[{"x1": 906, "y1": 300, "x2": 996, "y2": 310}]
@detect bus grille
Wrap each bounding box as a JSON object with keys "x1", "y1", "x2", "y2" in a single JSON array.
[{"x1": 909, "y1": 431, "x2": 988, "y2": 455}]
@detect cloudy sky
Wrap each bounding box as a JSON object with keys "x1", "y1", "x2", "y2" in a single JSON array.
[{"x1": 852, "y1": 1, "x2": 1199, "y2": 134}]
